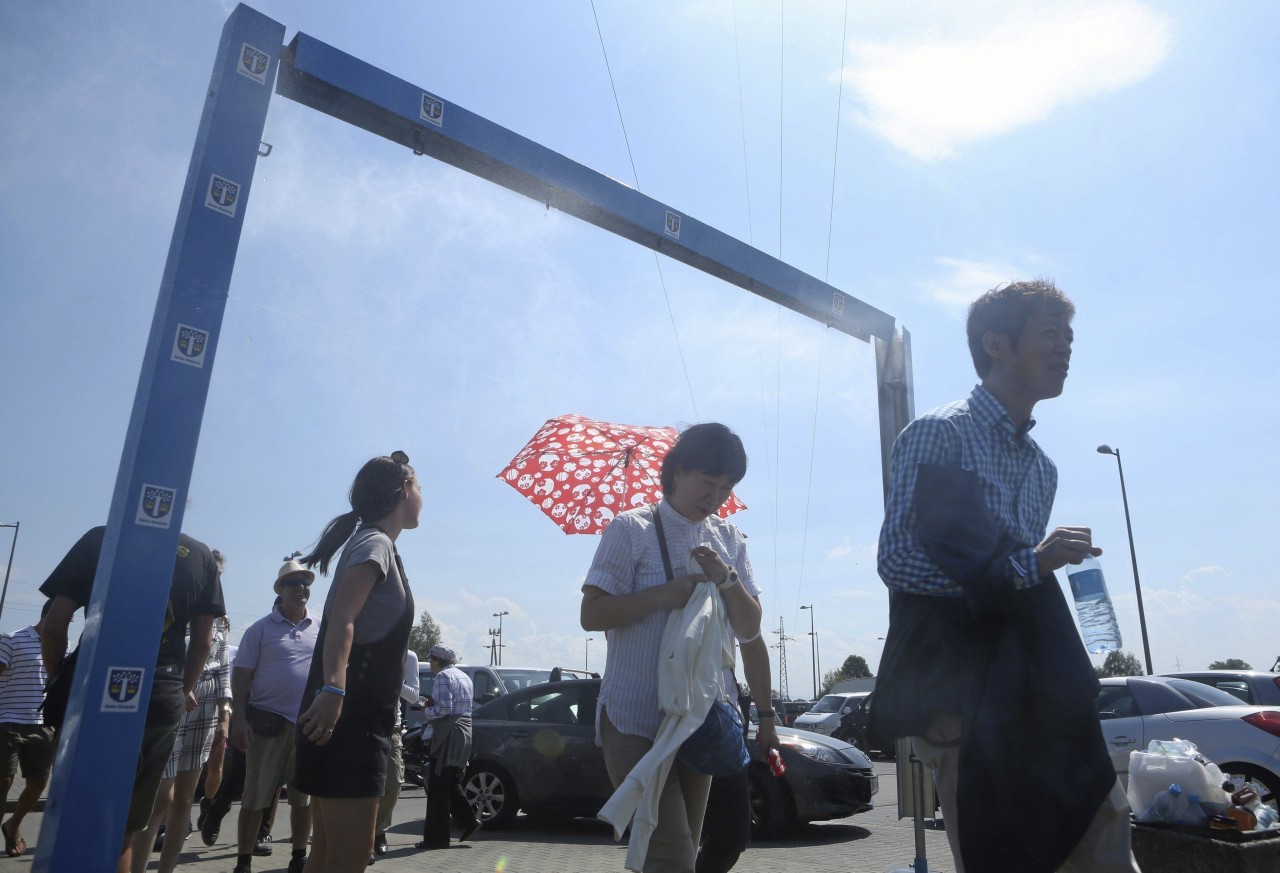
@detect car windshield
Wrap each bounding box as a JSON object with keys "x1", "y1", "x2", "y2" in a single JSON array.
[
  {"x1": 1166, "y1": 678, "x2": 1243, "y2": 708},
  {"x1": 495, "y1": 668, "x2": 554, "y2": 691},
  {"x1": 809, "y1": 695, "x2": 847, "y2": 714}
]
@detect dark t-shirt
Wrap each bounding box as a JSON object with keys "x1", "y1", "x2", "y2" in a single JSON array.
[{"x1": 39, "y1": 526, "x2": 226, "y2": 670}]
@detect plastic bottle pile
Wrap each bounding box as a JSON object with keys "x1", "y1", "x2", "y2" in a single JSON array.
[{"x1": 1129, "y1": 738, "x2": 1279, "y2": 832}]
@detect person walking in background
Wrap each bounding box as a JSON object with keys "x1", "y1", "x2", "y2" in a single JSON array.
[
  {"x1": 372, "y1": 648, "x2": 420, "y2": 860},
  {"x1": 130, "y1": 606, "x2": 231, "y2": 873},
  {"x1": 200, "y1": 620, "x2": 233, "y2": 801},
  {"x1": 39, "y1": 526, "x2": 224, "y2": 873},
  {"x1": 226, "y1": 559, "x2": 319, "y2": 873},
  {"x1": 417, "y1": 644, "x2": 479, "y2": 850},
  {"x1": 872, "y1": 281, "x2": 1138, "y2": 873},
  {"x1": 581, "y1": 423, "x2": 764, "y2": 873},
  {"x1": 0, "y1": 601, "x2": 55, "y2": 858},
  {"x1": 293, "y1": 451, "x2": 421, "y2": 873}
]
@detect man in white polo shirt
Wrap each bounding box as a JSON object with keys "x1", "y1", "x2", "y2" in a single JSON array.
[
  {"x1": 0, "y1": 601, "x2": 54, "y2": 858},
  {"x1": 228, "y1": 560, "x2": 319, "y2": 873}
]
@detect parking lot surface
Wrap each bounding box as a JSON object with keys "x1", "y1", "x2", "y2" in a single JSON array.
[{"x1": 0, "y1": 759, "x2": 956, "y2": 873}]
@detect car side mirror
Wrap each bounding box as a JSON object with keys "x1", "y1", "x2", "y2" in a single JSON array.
[{"x1": 841, "y1": 707, "x2": 852, "y2": 714}]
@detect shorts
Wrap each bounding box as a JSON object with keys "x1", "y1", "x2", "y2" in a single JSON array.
[
  {"x1": 0, "y1": 723, "x2": 56, "y2": 781},
  {"x1": 293, "y1": 709, "x2": 392, "y2": 799},
  {"x1": 242, "y1": 725, "x2": 309, "y2": 811},
  {"x1": 163, "y1": 670, "x2": 220, "y2": 779},
  {"x1": 126, "y1": 670, "x2": 186, "y2": 833}
]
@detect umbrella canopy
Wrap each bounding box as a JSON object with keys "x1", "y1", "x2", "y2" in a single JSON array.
[{"x1": 497, "y1": 413, "x2": 747, "y2": 535}]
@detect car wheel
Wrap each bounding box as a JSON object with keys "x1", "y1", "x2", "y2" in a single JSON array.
[
  {"x1": 401, "y1": 747, "x2": 428, "y2": 788},
  {"x1": 464, "y1": 763, "x2": 519, "y2": 828},
  {"x1": 747, "y1": 765, "x2": 792, "y2": 841},
  {"x1": 1224, "y1": 763, "x2": 1280, "y2": 810}
]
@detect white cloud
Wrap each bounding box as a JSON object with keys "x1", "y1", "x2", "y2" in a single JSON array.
[
  {"x1": 921, "y1": 256, "x2": 1029, "y2": 311},
  {"x1": 843, "y1": 2, "x2": 1171, "y2": 160},
  {"x1": 826, "y1": 537, "x2": 854, "y2": 560}
]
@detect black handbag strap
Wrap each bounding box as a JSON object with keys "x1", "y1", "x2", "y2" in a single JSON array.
[{"x1": 650, "y1": 504, "x2": 675, "y2": 582}]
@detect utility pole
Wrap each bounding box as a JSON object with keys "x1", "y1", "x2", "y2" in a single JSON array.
[
  {"x1": 0, "y1": 522, "x2": 18, "y2": 629},
  {"x1": 800, "y1": 604, "x2": 816, "y2": 699},
  {"x1": 487, "y1": 628, "x2": 502, "y2": 666},
  {"x1": 492, "y1": 610, "x2": 509, "y2": 666},
  {"x1": 771, "y1": 617, "x2": 795, "y2": 701}
]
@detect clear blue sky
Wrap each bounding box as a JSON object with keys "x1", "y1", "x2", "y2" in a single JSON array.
[{"x1": 2, "y1": 1, "x2": 1277, "y2": 695}]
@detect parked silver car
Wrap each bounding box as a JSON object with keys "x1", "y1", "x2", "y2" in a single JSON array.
[
  {"x1": 1096, "y1": 676, "x2": 1280, "y2": 806},
  {"x1": 1162, "y1": 671, "x2": 1280, "y2": 706},
  {"x1": 406, "y1": 663, "x2": 596, "y2": 729}
]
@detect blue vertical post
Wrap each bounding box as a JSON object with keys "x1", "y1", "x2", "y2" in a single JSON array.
[{"x1": 34, "y1": 6, "x2": 283, "y2": 870}]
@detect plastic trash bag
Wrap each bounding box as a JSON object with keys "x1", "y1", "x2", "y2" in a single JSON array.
[{"x1": 1127, "y1": 737, "x2": 1229, "y2": 817}]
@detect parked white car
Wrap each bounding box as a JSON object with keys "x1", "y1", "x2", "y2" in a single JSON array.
[
  {"x1": 792, "y1": 692, "x2": 869, "y2": 737},
  {"x1": 1095, "y1": 676, "x2": 1280, "y2": 807},
  {"x1": 1162, "y1": 671, "x2": 1280, "y2": 706}
]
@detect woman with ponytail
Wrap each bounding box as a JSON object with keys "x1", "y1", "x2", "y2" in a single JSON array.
[{"x1": 292, "y1": 451, "x2": 421, "y2": 872}]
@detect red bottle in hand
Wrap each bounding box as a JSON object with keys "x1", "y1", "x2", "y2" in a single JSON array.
[{"x1": 767, "y1": 748, "x2": 786, "y2": 778}]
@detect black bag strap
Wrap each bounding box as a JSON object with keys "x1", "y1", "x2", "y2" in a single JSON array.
[{"x1": 650, "y1": 504, "x2": 675, "y2": 582}]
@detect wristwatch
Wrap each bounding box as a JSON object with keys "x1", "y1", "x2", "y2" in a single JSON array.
[{"x1": 718, "y1": 570, "x2": 740, "y2": 591}]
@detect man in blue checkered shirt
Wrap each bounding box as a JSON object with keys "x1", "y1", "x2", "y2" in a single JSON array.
[{"x1": 874, "y1": 281, "x2": 1138, "y2": 873}]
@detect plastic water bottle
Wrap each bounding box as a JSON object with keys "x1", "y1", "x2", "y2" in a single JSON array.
[
  {"x1": 1066, "y1": 556, "x2": 1122, "y2": 653},
  {"x1": 1180, "y1": 794, "x2": 1209, "y2": 827},
  {"x1": 1140, "y1": 783, "x2": 1183, "y2": 823}
]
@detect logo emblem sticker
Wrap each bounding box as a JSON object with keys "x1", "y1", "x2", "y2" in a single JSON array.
[
  {"x1": 102, "y1": 667, "x2": 146, "y2": 713},
  {"x1": 136, "y1": 484, "x2": 177, "y2": 529},
  {"x1": 832, "y1": 292, "x2": 845, "y2": 316},
  {"x1": 664, "y1": 210, "x2": 682, "y2": 239},
  {"x1": 205, "y1": 174, "x2": 241, "y2": 218},
  {"x1": 171, "y1": 324, "x2": 209, "y2": 368},
  {"x1": 420, "y1": 92, "x2": 444, "y2": 127},
  {"x1": 237, "y1": 43, "x2": 270, "y2": 85}
]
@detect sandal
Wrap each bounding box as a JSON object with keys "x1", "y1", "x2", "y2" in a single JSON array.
[{"x1": 2, "y1": 820, "x2": 26, "y2": 857}]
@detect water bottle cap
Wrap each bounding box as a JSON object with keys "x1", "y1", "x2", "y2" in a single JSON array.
[{"x1": 1169, "y1": 783, "x2": 1183, "y2": 795}]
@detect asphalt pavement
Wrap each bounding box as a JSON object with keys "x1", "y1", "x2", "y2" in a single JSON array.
[{"x1": 0, "y1": 759, "x2": 957, "y2": 873}]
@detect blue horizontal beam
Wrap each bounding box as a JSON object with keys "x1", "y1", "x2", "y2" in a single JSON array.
[{"x1": 276, "y1": 33, "x2": 895, "y2": 343}]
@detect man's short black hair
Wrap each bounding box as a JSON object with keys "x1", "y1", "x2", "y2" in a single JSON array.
[
  {"x1": 660, "y1": 422, "x2": 747, "y2": 494},
  {"x1": 967, "y1": 279, "x2": 1075, "y2": 378}
]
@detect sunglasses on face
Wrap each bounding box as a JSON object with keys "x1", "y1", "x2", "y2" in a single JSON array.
[{"x1": 279, "y1": 576, "x2": 311, "y2": 589}]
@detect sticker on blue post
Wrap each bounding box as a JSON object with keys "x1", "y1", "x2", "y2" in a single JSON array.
[
  {"x1": 136, "y1": 484, "x2": 178, "y2": 529},
  {"x1": 665, "y1": 210, "x2": 681, "y2": 239},
  {"x1": 832, "y1": 292, "x2": 845, "y2": 315},
  {"x1": 237, "y1": 43, "x2": 270, "y2": 85},
  {"x1": 171, "y1": 324, "x2": 209, "y2": 368},
  {"x1": 420, "y1": 92, "x2": 444, "y2": 127},
  {"x1": 204, "y1": 174, "x2": 241, "y2": 218},
  {"x1": 101, "y1": 667, "x2": 147, "y2": 713}
]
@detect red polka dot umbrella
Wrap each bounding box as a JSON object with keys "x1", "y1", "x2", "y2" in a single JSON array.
[{"x1": 497, "y1": 413, "x2": 747, "y2": 534}]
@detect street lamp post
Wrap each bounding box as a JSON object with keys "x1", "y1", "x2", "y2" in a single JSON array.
[
  {"x1": 492, "y1": 610, "x2": 509, "y2": 665},
  {"x1": 0, "y1": 522, "x2": 18, "y2": 628},
  {"x1": 800, "y1": 604, "x2": 817, "y2": 699},
  {"x1": 585, "y1": 637, "x2": 594, "y2": 672},
  {"x1": 1097, "y1": 445, "x2": 1153, "y2": 675}
]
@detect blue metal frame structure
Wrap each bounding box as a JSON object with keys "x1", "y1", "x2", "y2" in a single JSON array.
[
  {"x1": 34, "y1": 7, "x2": 283, "y2": 870},
  {"x1": 37, "y1": 5, "x2": 913, "y2": 869}
]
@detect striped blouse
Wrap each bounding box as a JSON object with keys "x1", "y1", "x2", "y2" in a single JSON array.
[{"x1": 583, "y1": 499, "x2": 759, "y2": 741}]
